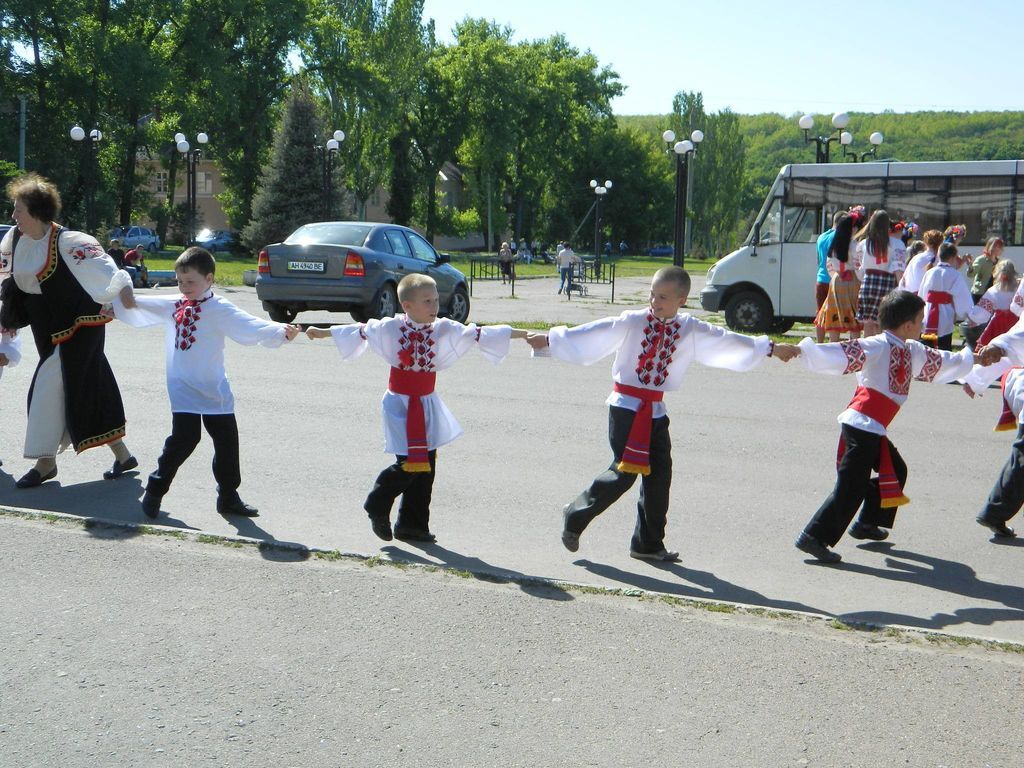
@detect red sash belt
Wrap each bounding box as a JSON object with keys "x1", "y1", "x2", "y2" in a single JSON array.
[
  {"x1": 843, "y1": 386, "x2": 908, "y2": 507},
  {"x1": 613, "y1": 383, "x2": 665, "y2": 475},
  {"x1": 976, "y1": 309, "x2": 1017, "y2": 352},
  {"x1": 389, "y1": 367, "x2": 437, "y2": 472},
  {"x1": 997, "y1": 367, "x2": 1023, "y2": 432},
  {"x1": 925, "y1": 290, "x2": 952, "y2": 336}
]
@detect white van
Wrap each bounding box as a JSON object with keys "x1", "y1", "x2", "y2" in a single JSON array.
[{"x1": 700, "y1": 160, "x2": 1024, "y2": 332}]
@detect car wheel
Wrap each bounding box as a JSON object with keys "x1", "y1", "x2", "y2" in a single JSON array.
[
  {"x1": 147, "y1": 242, "x2": 157, "y2": 254},
  {"x1": 349, "y1": 307, "x2": 369, "y2": 323},
  {"x1": 724, "y1": 290, "x2": 772, "y2": 333},
  {"x1": 368, "y1": 282, "x2": 398, "y2": 319},
  {"x1": 446, "y1": 286, "x2": 471, "y2": 323},
  {"x1": 265, "y1": 303, "x2": 298, "y2": 323}
]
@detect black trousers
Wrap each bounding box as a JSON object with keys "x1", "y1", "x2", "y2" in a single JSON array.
[
  {"x1": 147, "y1": 412, "x2": 241, "y2": 500},
  {"x1": 804, "y1": 423, "x2": 908, "y2": 547},
  {"x1": 364, "y1": 450, "x2": 437, "y2": 533},
  {"x1": 979, "y1": 424, "x2": 1024, "y2": 524},
  {"x1": 564, "y1": 406, "x2": 672, "y2": 554}
]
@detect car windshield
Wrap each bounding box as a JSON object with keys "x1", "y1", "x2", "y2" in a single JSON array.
[{"x1": 284, "y1": 223, "x2": 372, "y2": 247}]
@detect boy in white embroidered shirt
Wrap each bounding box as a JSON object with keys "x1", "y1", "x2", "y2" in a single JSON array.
[
  {"x1": 917, "y1": 241, "x2": 975, "y2": 351},
  {"x1": 307, "y1": 273, "x2": 529, "y2": 543},
  {"x1": 113, "y1": 247, "x2": 299, "y2": 519},
  {"x1": 526, "y1": 267, "x2": 798, "y2": 562},
  {"x1": 778, "y1": 290, "x2": 974, "y2": 563}
]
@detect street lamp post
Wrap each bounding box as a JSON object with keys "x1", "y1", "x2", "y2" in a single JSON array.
[
  {"x1": 590, "y1": 178, "x2": 612, "y2": 277},
  {"x1": 661, "y1": 128, "x2": 704, "y2": 267},
  {"x1": 798, "y1": 112, "x2": 850, "y2": 163},
  {"x1": 841, "y1": 130, "x2": 885, "y2": 162},
  {"x1": 316, "y1": 130, "x2": 345, "y2": 219},
  {"x1": 70, "y1": 124, "x2": 102, "y2": 233},
  {"x1": 175, "y1": 132, "x2": 208, "y2": 245}
]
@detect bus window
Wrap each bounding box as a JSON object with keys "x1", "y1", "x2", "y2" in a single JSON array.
[
  {"x1": 949, "y1": 177, "x2": 1013, "y2": 245},
  {"x1": 760, "y1": 198, "x2": 782, "y2": 245},
  {"x1": 824, "y1": 177, "x2": 884, "y2": 213},
  {"x1": 885, "y1": 178, "x2": 948, "y2": 236},
  {"x1": 1015, "y1": 178, "x2": 1024, "y2": 246},
  {"x1": 784, "y1": 205, "x2": 818, "y2": 243}
]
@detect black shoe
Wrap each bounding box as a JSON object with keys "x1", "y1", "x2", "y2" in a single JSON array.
[
  {"x1": 795, "y1": 532, "x2": 842, "y2": 563},
  {"x1": 16, "y1": 466, "x2": 57, "y2": 489},
  {"x1": 217, "y1": 498, "x2": 259, "y2": 517},
  {"x1": 141, "y1": 491, "x2": 162, "y2": 519},
  {"x1": 103, "y1": 456, "x2": 139, "y2": 480},
  {"x1": 370, "y1": 516, "x2": 393, "y2": 541},
  {"x1": 977, "y1": 516, "x2": 1016, "y2": 539},
  {"x1": 848, "y1": 522, "x2": 889, "y2": 541},
  {"x1": 561, "y1": 530, "x2": 580, "y2": 552},
  {"x1": 393, "y1": 527, "x2": 436, "y2": 543},
  {"x1": 629, "y1": 548, "x2": 681, "y2": 562}
]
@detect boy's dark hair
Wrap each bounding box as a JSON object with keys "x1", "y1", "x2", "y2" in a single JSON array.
[
  {"x1": 7, "y1": 173, "x2": 61, "y2": 223},
  {"x1": 937, "y1": 242, "x2": 958, "y2": 262},
  {"x1": 652, "y1": 266, "x2": 691, "y2": 298},
  {"x1": 175, "y1": 246, "x2": 216, "y2": 276},
  {"x1": 878, "y1": 290, "x2": 924, "y2": 331}
]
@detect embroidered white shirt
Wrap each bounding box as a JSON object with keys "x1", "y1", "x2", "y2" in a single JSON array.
[
  {"x1": 918, "y1": 263, "x2": 976, "y2": 336},
  {"x1": 899, "y1": 249, "x2": 936, "y2": 293}
]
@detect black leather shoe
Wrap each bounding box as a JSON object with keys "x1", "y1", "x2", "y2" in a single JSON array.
[
  {"x1": 370, "y1": 516, "x2": 393, "y2": 541},
  {"x1": 393, "y1": 527, "x2": 437, "y2": 543},
  {"x1": 629, "y1": 548, "x2": 681, "y2": 562},
  {"x1": 795, "y1": 532, "x2": 842, "y2": 563},
  {"x1": 141, "y1": 491, "x2": 162, "y2": 519},
  {"x1": 16, "y1": 467, "x2": 57, "y2": 489},
  {"x1": 217, "y1": 498, "x2": 259, "y2": 517},
  {"x1": 561, "y1": 530, "x2": 580, "y2": 552},
  {"x1": 977, "y1": 517, "x2": 1016, "y2": 539},
  {"x1": 849, "y1": 522, "x2": 890, "y2": 541},
  {"x1": 103, "y1": 456, "x2": 138, "y2": 480}
]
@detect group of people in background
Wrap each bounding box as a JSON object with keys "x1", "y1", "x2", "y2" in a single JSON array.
[{"x1": 813, "y1": 206, "x2": 1016, "y2": 353}]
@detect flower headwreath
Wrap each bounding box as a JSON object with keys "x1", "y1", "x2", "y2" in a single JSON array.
[
  {"x1": 943, "y1": 224, "x2": 967, "y2": 244},
  {"x1": 847, "y1": 205, "x2": 866, "y2": 226}
]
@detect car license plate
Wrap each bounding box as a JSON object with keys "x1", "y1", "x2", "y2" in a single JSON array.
[{"x1": 287, "y1": 261, "x2": 325, "y2": 272}]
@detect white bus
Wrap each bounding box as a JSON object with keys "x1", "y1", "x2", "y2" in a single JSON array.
[{"x1": 700, "y1": 160, "x2": 1024, "y2": 332}]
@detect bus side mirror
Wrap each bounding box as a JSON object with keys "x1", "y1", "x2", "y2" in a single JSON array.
[{"x1": 751, "y1": 223, "x2": 760, "y2": 255}]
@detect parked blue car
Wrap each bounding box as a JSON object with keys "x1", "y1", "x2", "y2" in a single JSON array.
[{"x1": 646, "y1": 244, "x2": 674, "y2": 257}]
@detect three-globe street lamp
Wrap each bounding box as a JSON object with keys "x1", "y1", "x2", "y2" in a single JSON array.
[
  {"x1": 176, "y1": 132, "x2": 208, "y2": 245},
  {"x1": 590, "y1": 178, "x2": 612, "y2": 277},
  {"x1": 798, "y1": 112, "x2": 850, "y2": 163},
  {"x1": 316, "y1": 130, "x2": 345, "y2": 219},
  {"x1": 70, "y1": 125, "x2": 102, "y2": 234},
  {"x1": 661, "y1": 128, "x2": 704, "y2": 268},
  {"x1": 840, "y1": 129, "x2": 885, "y2": 162}
]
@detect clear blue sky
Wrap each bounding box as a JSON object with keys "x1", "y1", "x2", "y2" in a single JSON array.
[{"x1": 423, "y1": 0, "x2": 1021, "y2": 115}]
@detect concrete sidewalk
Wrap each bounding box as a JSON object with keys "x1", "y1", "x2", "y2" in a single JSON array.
[{"x1": 1, "y1": 513, "x2": 1019, "y2": 767}]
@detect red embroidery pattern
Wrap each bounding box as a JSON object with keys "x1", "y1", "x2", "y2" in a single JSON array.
[
  {"x1": 173, "y1": 296, "x2": 211, "y2": 351},
  {"x1": 635, "y1": 313, "x2": 681, "y2": 387},
  {"x1": 69, "y1": 243, "x2": 105, "y2": 264},
  {"x1": 888, "y1": 345, "x2": 912, "y2": 395},
  {"x1": 1013, "y1": 293, "x2": 1023, "y2": 309},
  {"x1": 397, "y1": 321, "x2": 436, "y2": 371},
  {"x1": 979, "y1": 297, "x2": 994, "y2": 315},
  {"x1": 839, "y1": 340, "x2": 866, "y2": 374},
  {"x1": 914, "y1": 347, "x2": 943, "y2": 383}
]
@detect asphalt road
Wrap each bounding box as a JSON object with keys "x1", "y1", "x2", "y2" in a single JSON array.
[
  {"x1": 2, "y1": 515, "x2": 1021, "y2": 768},
  {"x1": 3, "y1": 274, "x2": 1024, "y2": 645}
]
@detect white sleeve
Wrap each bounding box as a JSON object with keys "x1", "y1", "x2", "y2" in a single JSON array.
[
  {"x1": 910, "y1": 341, "x2": 974, "y2": 384},
  {"x1": 0, "y1": 227, "x2": 12, "y2": 276},
  {"x1": 952, "y1": 275, "x2": 975, "y2": 321},
  {"x1": 1011, "y1": 283, "x2": 1024, "y2": 318},
  {"x1": 59, "y1": 231, "x2": 133, "y2": 303},
  {"x1": 221, "y1": 302, "x2": 288, "y2": 347},
  {"x1": 0, "y1": 329, "x2": 21, "y2": 367},
  {"x1": 963, "y1": 359, "x2": 1012, "y2": 395},
  {"x1": 548, "y1": 314, "x2": 629, "y2": 366},
  {"x1": 689, "y1": 319, "x2": 771, "y2": 371},
  {"x1": 330, "y1": 324, "x2": 370, "y2": 360},
  {"x1": 968, "y1": 292, "x2": 994, "y2": 325},
  {"x1": 465, "y1": 323, "x2": 512, "y2": 365},
  {"x1": 111, "y1": 293, "x2": 177, "y2": 328},
  {"x1": 797, "y1": 336, "x2": 868, "y2": 375}
]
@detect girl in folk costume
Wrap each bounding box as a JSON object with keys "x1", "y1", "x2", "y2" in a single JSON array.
[
  {"x1": 968, "y1": 259, "x2": 1019, "y2": 351},
  {"x1": 526, "y1": 267, "x2": 798, "y2": 562},
  {"x1": 307, "y1": 273, "x2": 529, "y2": 544},
  {"x1": 112, "y1": 248, "x2": 300, "y2": 519},
  {"x1": 779, "y1": 291, "x2": 973, "y2": 563},
  {"x1": 899, "y1": 229, "x2": 944, "y2": 294},
  {"x1": 855, "y1": 210, "x2": 906, "y2": 337},
  {"x1": 917, "y1": 241, "x2": 974, "y2": 351},
  {"x1": 0, "y1": 174, "x2": 138, "y2": 488},
  {"x1": 0, "y1": 328, "x2": 22, "y2": 466},
  {"x1": 815, "y1": 206, "x2": 864, "y2": 342}
]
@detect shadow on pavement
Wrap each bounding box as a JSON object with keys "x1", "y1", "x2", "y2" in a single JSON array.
[
  {"x1": 835, "y1": 542, "x2": 1024, "y2": 631},
  {"x1": 576, "y1": 558, "x2": 824, "y2": 616},
  {"x1": 382, "y1": 541, "x2": 575, "y2": 602},
  {"x1": 222, "y1": 515, "x2": 312, "y2": 562}
]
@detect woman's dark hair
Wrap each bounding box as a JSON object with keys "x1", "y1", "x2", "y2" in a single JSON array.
[
  {"x1": 856, "y1": 209, "x2": 891, "y2": 260},
  {"x1": 878, "y1": 289, "x2": 924, "y2": 331},
  {"x1": 828, "y1": 212, "x2": 853, "y2": 263},
  {"x1": 6, "y1": 173, "x2": 61, "y2": 223},
  {"x1": 175, "y1": 246, "x2": 216, "y2": 276}
]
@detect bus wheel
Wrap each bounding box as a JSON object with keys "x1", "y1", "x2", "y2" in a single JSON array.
[{"x1": 724, "y1": 291, "x2": 771, "y2": 333}]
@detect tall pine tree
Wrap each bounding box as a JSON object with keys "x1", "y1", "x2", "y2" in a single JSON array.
[{"x1": 242, "y1": 81, "x2": 324, "y2": 251}]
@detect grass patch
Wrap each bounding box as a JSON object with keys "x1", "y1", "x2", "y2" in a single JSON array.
[{"x1": 145, "y1": 249, "x2": 255, "y2": 287}]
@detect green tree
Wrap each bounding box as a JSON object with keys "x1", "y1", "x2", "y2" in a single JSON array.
[{"x1": 242, "y1": 82, "x2": 325, "y2": 251}]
